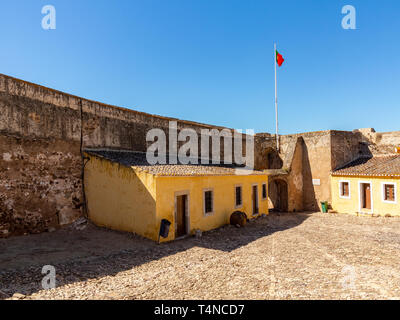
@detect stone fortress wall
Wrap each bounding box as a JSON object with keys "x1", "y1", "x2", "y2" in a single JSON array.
[
  {"x1": 0, "y1": 74, "x2": 256, "y2": 237},
  {"x1": 0, "y1": 73, "x2": 399, "y2": 237},
  {"x1": 258, "y1": 128, "x2": 400, "y2": 213}
]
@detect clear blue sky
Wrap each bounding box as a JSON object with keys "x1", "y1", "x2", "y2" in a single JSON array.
[{"x1": 0, "y1": 0, "x2": 399, "y2": 134}]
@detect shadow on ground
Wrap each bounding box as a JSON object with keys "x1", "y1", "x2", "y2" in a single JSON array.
[{"x1": 0, "y1": 212, "x2": 311, "y2": 298}]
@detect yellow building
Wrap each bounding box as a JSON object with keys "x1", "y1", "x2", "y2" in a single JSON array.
[
  {"x1": 331, "y1": 155, "x2": 400, "y2": 216},
  {"x1": 83, "y1": 150, "x2": 269, "y2": 242}
]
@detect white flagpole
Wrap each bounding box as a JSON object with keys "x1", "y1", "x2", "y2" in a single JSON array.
[{"x1": 274, "y1": 43, "x2": 279, "y2": 151}]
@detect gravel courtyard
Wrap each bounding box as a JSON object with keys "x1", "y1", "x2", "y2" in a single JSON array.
[{"x1": 2, "y1": 212, "x2": 400, "y2": 300}]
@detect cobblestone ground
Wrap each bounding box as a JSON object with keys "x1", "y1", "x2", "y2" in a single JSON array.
[{"x1": 2, "y1": 212, "x2": 400, "y2": 300}]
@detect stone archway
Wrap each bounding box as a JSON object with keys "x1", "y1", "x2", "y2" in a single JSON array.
[{"x1": 268, "y1": 179, "x2": 289, "y2": 212}]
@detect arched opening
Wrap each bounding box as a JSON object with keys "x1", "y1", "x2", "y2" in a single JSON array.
[
  {"x1": 268, "y1": 179, "x2": 288, "y2": 212},
  {"x1": 267, "y1": 150, "x2": 283, "y2": 169}
]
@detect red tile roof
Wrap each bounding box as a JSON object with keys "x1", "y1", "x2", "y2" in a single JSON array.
[{"x1": 332, "y1": 155, "x2": 400, "y2": 177}]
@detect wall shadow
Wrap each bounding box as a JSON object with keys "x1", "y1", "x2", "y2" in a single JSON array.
[
  {"x1": 267, "y1": 150, "x2": 283, "y2": 169},
  {"x1": 301, "y1": 143, "x2": 318, "y2": 211}
]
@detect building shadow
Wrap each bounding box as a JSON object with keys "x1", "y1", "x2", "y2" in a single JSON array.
[
  {"x1": 301, "y1": 143, "x2": 319, "y2": 211},
  {"x1": 0, "y1": 212, "x2": 310, "y2": 299}
]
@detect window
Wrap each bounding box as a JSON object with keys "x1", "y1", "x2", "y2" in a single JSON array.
[
  {"x1": 339, "y1": 181, "x2": 350, "y2": 198},
  {"x1": 382, "y1": 183, "x2": 396, "y2": 203},
  {"x1": 385, "y1": 185, "x2": 395, "y2": 201},
  {"x1": 262, "y1": 183, "x2": 267, "y2": 200},
  {"x1": 235, "y1": 186, "x2": 242, "y2": 208},
  {"x1": 203, "y1": 189, "x2": 214, "y2": 215}
]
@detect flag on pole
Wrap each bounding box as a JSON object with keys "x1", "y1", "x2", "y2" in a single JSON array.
[
  {"x1": 276, "y1": 51, "x2": 285, "y2": 67},
  {"x1": 274, "y1": 44, "x2": 283, "y2": 152}
]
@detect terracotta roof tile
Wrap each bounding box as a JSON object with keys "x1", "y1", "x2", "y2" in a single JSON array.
[
  {"x1": 85, "y1": 150, "x2": 266, "y2": 177},
  {"x1": 332, "y1": 155, "x2": 400, "y2": 177}
]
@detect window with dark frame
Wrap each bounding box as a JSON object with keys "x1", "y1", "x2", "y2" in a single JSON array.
[
  {"x1": 341, "y1": 182, "x2": 349, "y2": 197},
  {"x1": 204, "y1": 190, "x2": 213, "y2": 214},
  {"x1": 384, "y1": 184, "x2": 395, "y2": 201},
  {"x1": 262, "y1": 183, "x2": 267, "y2": 199},
  {"x1": 235, "y1": 186, "x2": 242, "y2": 207}
]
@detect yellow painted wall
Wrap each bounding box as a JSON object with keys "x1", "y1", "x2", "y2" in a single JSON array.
[
  {"x1": 155, "y1": 175, "x2": 269, "y2": 242},
  {"x1": 331, "y1": 175, "x2": 400, "y2": 216},
  {"x1": 85, "y1": 153, "x2": 268, "y2": 242},
  {"x1": 84, "y1": 155, "x2": 159, "y2": 240}
]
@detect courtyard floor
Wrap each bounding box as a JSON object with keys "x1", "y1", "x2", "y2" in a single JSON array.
[{"x1": 1, "y1": 212, "x2": 400, "y2": 300}]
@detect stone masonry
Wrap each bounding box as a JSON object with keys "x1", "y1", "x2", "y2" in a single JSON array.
[
  {"x1": 0, "y1": 74, "x2": 255, "y2": 237},
  {"x1": 0, "y1": 73, "x2": 399, "y2": 237}
]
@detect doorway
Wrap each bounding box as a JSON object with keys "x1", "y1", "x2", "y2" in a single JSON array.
[
  {"x1": 361, "y1": 183, "x2": 372, "y2": 210},
  {"x1": 268, "y1": 179, "x2": 289, "y2": 212},
  {"x1": 252, "y1": 185, "x2": 259, "y2": 215},
  {"x1": 175, "y1": 193, "x2": 189, "y2": 238}
]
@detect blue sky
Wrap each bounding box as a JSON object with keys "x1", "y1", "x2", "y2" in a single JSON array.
[{"x1": 0, "y1": 0, "x2": 399, "y2": 134}]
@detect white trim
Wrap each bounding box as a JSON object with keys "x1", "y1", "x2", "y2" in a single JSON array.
[
  {"x1": 174, "y1": 191, "x2": 190, "y2": 237},
  {"x1": 358, "y1": 181, "x2": 373, "y2": 214},
  {"x1": 251, "y1": 183, "x2": 259, "y2": 216},
  {"x1": 339, "y1": 180, "x2": 351, "y2": 199},
  {"x1": 261, "y1": 182, "x2": 268, "y2": 201},
  {"x1": 203, "y1": 188, "x2": 214, "y2": 216},
  {"x1": 234, "y1": 184, "x2": 243, "y2": 209},
  {"x1": 381, "y1": 182, "x2": 397, "y2": 204}
]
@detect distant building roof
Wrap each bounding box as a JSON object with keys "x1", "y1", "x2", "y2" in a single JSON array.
[
  {"x1": 85, "y1": 149, "x2": 267, "y2": 177},
  {"x1": 332, "y1": 155, "x2": 400, "y2": 177}
]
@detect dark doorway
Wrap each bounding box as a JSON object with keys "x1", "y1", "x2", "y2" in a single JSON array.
[
  {"x1": 252, "y1": 185, "x2": 259, "y2": 215},
  {"x1": 361, "y1": 183, "x2": 371, "y2": 209},
  {"x1": 268, "y1": 179, "x2": 289, "y2": 212},
  {"x1": 176, "y1": 194, "x2": 188, "y2": 237}
]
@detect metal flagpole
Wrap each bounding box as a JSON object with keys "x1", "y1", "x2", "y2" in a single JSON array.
[{"x1": 274, "y1": 43, "x2": 279, "y2": 151}]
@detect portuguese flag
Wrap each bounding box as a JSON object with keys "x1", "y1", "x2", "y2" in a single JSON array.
[{"x1": 276, "y1": 50, "x2": 284, "y2": 67}]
